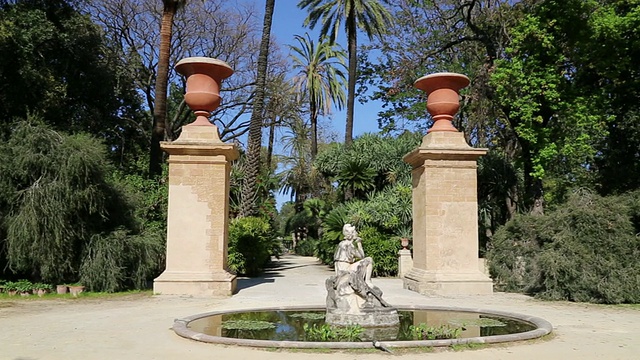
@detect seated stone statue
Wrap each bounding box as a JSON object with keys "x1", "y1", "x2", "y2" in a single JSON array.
[
  {"x1": 325, "y1": 224, "x2": 398, "y2": 327},
  {"x1": 333, "y1": 224, "x2": 374, "y2": 287}
]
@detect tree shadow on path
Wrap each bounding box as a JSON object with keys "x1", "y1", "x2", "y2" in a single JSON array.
[{"x1": 235, "y1": 256, "x2": 323, "y2": 292}]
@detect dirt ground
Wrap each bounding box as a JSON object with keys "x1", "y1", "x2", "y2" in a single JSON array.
[{"x1": 1, "y1": 255, "x2": 638, "y2": 360}]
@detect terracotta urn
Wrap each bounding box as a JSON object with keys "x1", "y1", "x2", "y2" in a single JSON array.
[
  {"x1": 174, "y1": 57, "x2": 234, "y2": 126},
  {"x1": 401, "y1": 237, "x2": 410, "y2": 250},
  {"x1": 414, "y1": 72, "x2": 470, "y2": 133}
]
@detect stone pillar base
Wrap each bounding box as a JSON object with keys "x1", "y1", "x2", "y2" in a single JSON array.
[
  {"x1": 154, "y1": 271, "x2": 236, "y2": 296},
  {"x1": 398, "y1": 249, "x2": 413, "y2": 278},
  {"x1": 403, "y1": 268, "x2": 492, "y2": 295}
]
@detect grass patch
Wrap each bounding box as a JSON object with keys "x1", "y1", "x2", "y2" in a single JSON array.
[{"x1": 613, "y1": 304, "x2": 640, "y2": 310}]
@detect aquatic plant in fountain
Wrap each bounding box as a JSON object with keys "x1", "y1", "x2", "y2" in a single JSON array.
[
  {"x1": 303, "y1": 324, "x2": 364, "y2": 342},
  {"x1": 408, "y1": 324, "x2": 463, "y2": 340}
]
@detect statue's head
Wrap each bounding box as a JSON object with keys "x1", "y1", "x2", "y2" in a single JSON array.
[{"x1": 342, "y1": 224, "x2": 356, "y2": 239}]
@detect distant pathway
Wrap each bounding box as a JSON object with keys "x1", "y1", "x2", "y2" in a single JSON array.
[{"x1": 0, "y1": 254, "x2": 638, "y2": 360}]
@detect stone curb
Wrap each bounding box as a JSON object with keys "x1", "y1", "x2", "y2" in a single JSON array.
[{"x1": 172, "y1": 304, "x2": 553, "y2": 349}]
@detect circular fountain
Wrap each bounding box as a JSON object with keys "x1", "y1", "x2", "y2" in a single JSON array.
[{"x1": 173, "y1": 305, "x2": 552, "y2": 349}]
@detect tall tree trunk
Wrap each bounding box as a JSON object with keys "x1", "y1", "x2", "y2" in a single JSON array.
[
  {"x1": 310, "y1": 99, "x2": 318, "y2": 159},
  {"x1": 344, "y1": 8, "x2": 357, "y2": 147},
  {"x1": 266, "y1": 115, "x2": 275, "y2": 171},
  {"x1": 149, "y1": 3, "x2": 176, "y2": 177},
  {"x1": 506, "y1": 185, "x2": 518, "y2": 219},
  {"x1": 522, "y1": 142, "x2": 544, "y2": 215},
  {"x1": 239, "y1": 0, "x2": 275, "y2": 217}
]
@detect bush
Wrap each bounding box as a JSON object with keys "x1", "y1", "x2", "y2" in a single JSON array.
[
  {"x1": 228, "y1": 217, "x2": 279, "y2": 276},
  {"x1": 295, "y1": 237, "x2": 318, "y2": 257},
  {"x1": 79, "y1": 228, "x2": 165, "y2": 292},
  {"x1": 487, "y1": 191, "x2": 640, "y2": 304},
  {"x1": 0, "y1": 120, "x2": 165, "y2": 291},
  {"x1": 360, "y1": 227, "x2": 401, "y2": 277},
  {"x1": 315, "y1": 234, "x2": 338, "y2": 264},
  {"x1": 314, "y1": 206, "x2": 348, "y2": 264}
]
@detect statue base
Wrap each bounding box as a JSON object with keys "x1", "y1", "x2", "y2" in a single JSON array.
[
  {"x1": 325, "y1": 307, "x2": 399, "y2": 327},
  {"x1": 325, "y1": 271, "x2": 400, "y2": 328}
]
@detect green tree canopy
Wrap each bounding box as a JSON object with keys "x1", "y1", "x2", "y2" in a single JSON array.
[{"x1": 0, "y1": 0, "x2": 144, "y2": 156}]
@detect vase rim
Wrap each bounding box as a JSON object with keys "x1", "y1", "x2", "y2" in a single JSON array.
[
  {"x1": 414, "y1": 72, "x2": 470, "y2": 93},
  {"x1": 175, "y1": 57, "x2": 234, "y2": 79}
]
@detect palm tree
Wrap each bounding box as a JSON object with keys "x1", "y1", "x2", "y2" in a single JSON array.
[
  {"x1": 336, "y1": 158, "x2": 376, "y2": 200},
  {"x1": 150, "y1": 0, "x2": 187, "y2": 176},
  {"x1": 279, "y1": 115, "x2": 314, "y2": 212},
  {"x1": 264, "y1": 73, "x2": 301, "y2": 171},
  {"x1": 298, "y1": 0, "x2": 391, "y2": 146},
  {"x1": 289, "y1": 33, "x2": 347, "y2": 158},
  {"x1": 239, "y1": 0, "x2": 276, "y2": 217}
]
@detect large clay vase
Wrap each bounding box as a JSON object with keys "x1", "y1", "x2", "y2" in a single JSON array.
[
  {"x1": 414, "y1": 72, "x2": 470, "y2": 133},
  {"x1": 174, "y1": 57, "x2": 234, "y2": 126}
]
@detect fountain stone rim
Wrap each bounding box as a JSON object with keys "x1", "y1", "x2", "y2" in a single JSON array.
[{"x1": 172, "y1": 304, "x2": 553, "y2": 349}]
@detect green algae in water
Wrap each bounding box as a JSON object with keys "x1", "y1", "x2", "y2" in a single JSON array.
[{"x1": 187, "y1": 310, "x2": 536, "y2": 342}]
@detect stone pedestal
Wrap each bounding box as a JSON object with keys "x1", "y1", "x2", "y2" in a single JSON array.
[
  {"x1": 398, "y1": 249, "x2": 413, "y2": 278},
  {"x1": 153, "y1": 125, "x2": 238, "y2": 296},
  {"x1": 325, "y1": 308, "x2": 400, "y2": 327},
  {"x1": 402, "y1": 132, "x2": 493, "y2": 295}
]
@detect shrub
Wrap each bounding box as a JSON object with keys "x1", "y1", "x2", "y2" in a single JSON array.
[
  {"x1": 228, "y1": 217, "x2": 279, "y2": 276},
  {"x1": 487, "y1": 191, "x2": 640, "y2": 304},
  {"x1": 79, "y1": 227, "x2": 165, "y2": 292},
  {"x1": 314, "y1": 206, "x2": 349, "y2": 264},
  {"x1": 359, "y1": 227, "x2": 401, "y2": 277},
  {"x1": 0, "y1": 120, "x2": 165, "y2": 291},
  {"x1": 315, "y1": 234, "x2": 338, "y2": 265},
  {"x1": 13, "y1": 279, "x2": 33, "y2": 293},
  {"x1": 295, "y1": 237, "x2": 318, "y2": 257}
]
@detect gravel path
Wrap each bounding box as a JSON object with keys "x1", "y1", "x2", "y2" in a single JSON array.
[{"x1": 1, "y1": 255, "x2": 638, "y2": 360}]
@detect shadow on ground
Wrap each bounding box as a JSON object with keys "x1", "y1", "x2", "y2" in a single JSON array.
[{"x1": 236, "y1": 257, "x2": 319, "y2": 292}]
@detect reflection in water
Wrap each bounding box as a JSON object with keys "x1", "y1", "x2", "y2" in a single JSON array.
[{"x1": 187, "y1": 310, "x2": 535, "y2": 342}]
